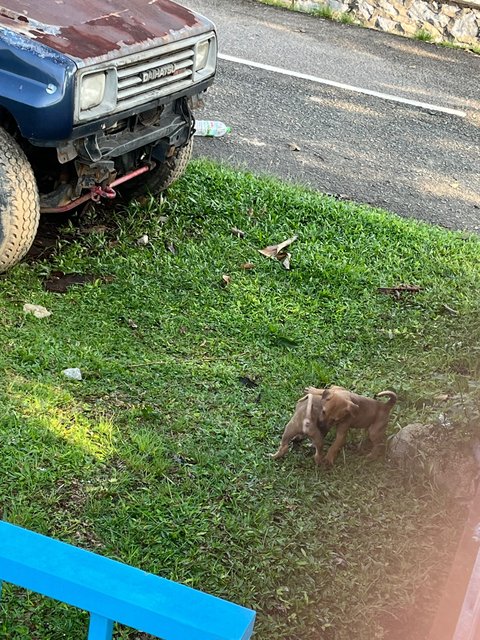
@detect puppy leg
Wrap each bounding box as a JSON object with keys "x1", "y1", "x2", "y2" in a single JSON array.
[
  {"x1": 366, "y1": 420, "x2": 387, "y2": 460},
  {"x1": 307, "y1": 427, "x2": 325, "y2": 465},
  {"x1": 358, "y1": 428, "x2": 372, "y2": 454},
  {"x1": 271, "y1": 417, "x2": 302, "y2": 460},
  {"x1": 324, "y1": 424, "x2": 349, "y2": 467},
  {"x1": 365, "y1": 443, "x2": 385, "y2": 461}
]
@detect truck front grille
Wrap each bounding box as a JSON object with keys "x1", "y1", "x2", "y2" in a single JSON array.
[{"x1": 116, "y1": 44, "x2": 195, "y2": 112}]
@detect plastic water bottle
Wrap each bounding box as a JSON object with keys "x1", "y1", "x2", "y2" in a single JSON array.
[{"x1": 194, "y1": 120, "x2": 231, "y2": 137}]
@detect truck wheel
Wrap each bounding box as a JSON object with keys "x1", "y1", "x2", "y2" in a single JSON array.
[
  {"x1": 123, "y1": 137, "x2": 193, "y2": 200},
  {"x1": 0, "y1": 127, "x2": 40, "y2": 272}
]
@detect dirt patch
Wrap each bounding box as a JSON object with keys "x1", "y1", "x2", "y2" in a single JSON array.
[{"x1": 26, "y1": 215, "x2": 66, "y2": 263}]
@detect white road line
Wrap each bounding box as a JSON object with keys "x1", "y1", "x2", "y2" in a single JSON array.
[{"x1": 218, "y1": 53, "x2": 467, "y2": 118}]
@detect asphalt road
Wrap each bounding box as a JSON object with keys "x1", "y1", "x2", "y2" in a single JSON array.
[{"x1": 186, "y1": 0, "x2": 480, "y2": 231}]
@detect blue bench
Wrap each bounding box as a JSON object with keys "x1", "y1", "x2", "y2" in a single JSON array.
[{"x1": 0, "y1": 521, "x2": 256, "y2": 640}]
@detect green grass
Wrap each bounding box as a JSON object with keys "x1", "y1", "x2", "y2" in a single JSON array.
[
  {"x1": 1, "y1": 160, "x2": 480, "y2": 639},
  {"x1": 339, "y1": 11, "x2": 356, "y2": 25},
  {"x1": 258, "y1": 0, "x2": 357, "y2": 26},
  {"x1": 311, "y1": 5, "x2": 334, "y2": 20},
  {"x1": 440, "y1": 40, "x2": 480, "y2": 56},
  {"x1": 414, "y1": 29, "x2": 434, "y2": 42}
]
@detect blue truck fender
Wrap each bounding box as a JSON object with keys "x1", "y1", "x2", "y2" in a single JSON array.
[{"x1": 0, "y1": 27, "x2": 76, "y2": 143}]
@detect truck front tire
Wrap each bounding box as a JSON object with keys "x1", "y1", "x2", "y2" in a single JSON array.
[
  {"x1": 123, "y1": 137, "x2": 194, "y2": 200},
  {"x1": 0, "y1": 127, "x2": 40, "y2": 272}
]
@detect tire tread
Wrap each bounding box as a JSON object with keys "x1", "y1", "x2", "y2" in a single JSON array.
[
  {"x1": 123, "y1": 138, "x2": 194, "y2": 200},
  {"x1": 0, "y1": 127, "x2": 40, "y2": 272}
]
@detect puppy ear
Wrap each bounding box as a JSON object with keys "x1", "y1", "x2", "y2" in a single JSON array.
[
  {"x1": 336, "y1": 400, "x2": 359, "y2": 421},
  {"x1": 345, "y1": 400, "x2": 359, "y2": 419},
  {"x1": 322, "y1": 389, "x2": 332, "y2": 400}
]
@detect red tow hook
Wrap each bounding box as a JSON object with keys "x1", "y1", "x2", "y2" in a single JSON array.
[
  {"x1": 91, "y1": 185, "x2": 117, "y2": 201},
  {"x1": 40, "y1": 164, "x2": 151, "y2": 214}
]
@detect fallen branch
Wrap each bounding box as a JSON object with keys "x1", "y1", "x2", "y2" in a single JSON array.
[{"x1": 378, "y1": 284, "x2": 422, "y2": 299}]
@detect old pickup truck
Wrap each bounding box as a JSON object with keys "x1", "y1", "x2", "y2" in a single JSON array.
[{"x1": 0, "y1": 0, "x2": 217, "y2": 271}]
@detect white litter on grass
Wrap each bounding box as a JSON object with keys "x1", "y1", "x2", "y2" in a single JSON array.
[
  {"x1": 62, "y1": 368, "x2": 82, "y2": 381},
  {"x1": 23, "y1": 304, "x2": 52, "y2": 319},
  {"x1": 137, "y1": 234, "x2": 149, "y2": 246}
]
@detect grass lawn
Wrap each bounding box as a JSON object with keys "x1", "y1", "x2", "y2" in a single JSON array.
[{"x1": 1, "y1": 160, "x2": 479, "y2": 639}]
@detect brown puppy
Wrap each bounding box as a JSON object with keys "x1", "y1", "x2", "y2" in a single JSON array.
[
  {"x1": 307, "y1": 385, "x2": 397, "y2": 466},
  {"x1": 271, "y1": 391, "x2": 330, "y2": 465}
]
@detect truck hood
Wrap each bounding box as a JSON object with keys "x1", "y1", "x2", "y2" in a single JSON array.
[{"x1": 0, "y1": 0, "x2": 213, "y2": 63}]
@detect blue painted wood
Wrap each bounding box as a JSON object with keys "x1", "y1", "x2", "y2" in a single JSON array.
[
  {"x1": 88, "y1": 614, "x2": 114, "y2": 640},
  {"x1": 0, "y1": 522, "x2": 255, "y2": 640}
]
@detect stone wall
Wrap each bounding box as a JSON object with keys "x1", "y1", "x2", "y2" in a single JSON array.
[{"x1": 286, "y1": 0, "x2": 480, "y2": 45}]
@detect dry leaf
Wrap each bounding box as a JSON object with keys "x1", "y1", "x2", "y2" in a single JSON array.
[
  {"x1": 221, "y1": 275, "x2": 231, "y2": 287},
  {"x1": 259, "y1": 239, "x2": 296, "y2": 269},
  {"x1": 241, "y1": 262, "x2": 255, "y2": 270},
  {"x1": 81, "y1": 225, "x2": 107, "y2": 235},
  {"x1": 259, "y1": 235, "x2": 297, "y2": 258},
  {"x1": 281, "y1": 252, "x2": 291, "y2": 270},
  {"x1": 231, "y1": 227, "x2": 246, "y2": 238},
  {"x1": 137, "y1": 234, "x2": 149, "y2": 246},
  {"x1": 288, "y1": 143, "x2": 301, "y2": 152},
  {"x1": 23, "y1": 303, "x2": 52, "y2": 319}
]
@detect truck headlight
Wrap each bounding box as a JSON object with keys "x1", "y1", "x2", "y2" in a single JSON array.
[
  {"x1": 194, "y1": 36, "x2": 217, "y2": 78},
  {"x1": 80, "y1": 72, "x2": 106, "y2": 111},
  {"x1": 195, "y1": 40, "x2": 211, "y2": 72},
  {"x1": 75, "y1": 68, "x2": 117, "y2": 122}
]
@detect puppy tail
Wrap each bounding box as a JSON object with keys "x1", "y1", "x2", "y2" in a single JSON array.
[
  {"x1": 302, "y1": 393, "x2": 314, "y2": 433},
  {"x1": 376, "y1": 390, "x2": 397, "y2": 406}
]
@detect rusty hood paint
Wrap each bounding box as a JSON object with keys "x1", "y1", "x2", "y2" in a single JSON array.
[{"x1": 0, "y1": 0, "x2": 213, "y2": 63}]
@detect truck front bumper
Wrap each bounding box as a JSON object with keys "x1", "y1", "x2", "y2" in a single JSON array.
[
  {"x1": 34, "y1": 78, "x2": 213, "y2": 163},
  {"x1": 74, "y1": 100, "x2": 193, "y2": 164}
]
